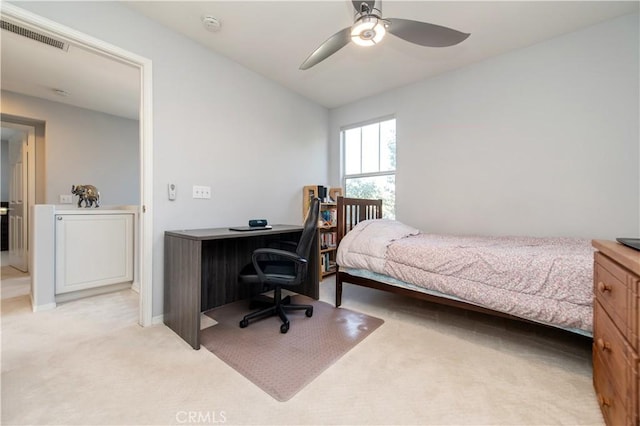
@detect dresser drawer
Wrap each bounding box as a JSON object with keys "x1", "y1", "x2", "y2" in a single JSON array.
[
  {"x1": 594, "y1": 301, "x2": 633, "y2": 404},
  {"x1": 595, "y1": 253, "x2": 629, "y2": 337},
  {"x1": 593, "y1": 349, "x2": 628, "y2": 426}
]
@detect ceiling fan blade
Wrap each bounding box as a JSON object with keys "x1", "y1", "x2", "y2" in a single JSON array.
[
  {"x1": 387, "y1": 18, "x2": 470, "y2": 47},
  {"x1": 300, "y1": 27, "x2": 351, "y2": 70},
  {"x1": 352, "y1": 0, "x2": 376, "y2": 14}
]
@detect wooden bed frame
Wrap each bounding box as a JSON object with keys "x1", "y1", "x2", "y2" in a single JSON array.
[{"x1": 334, "y1": 197, "x2": 546, "y2": 325}]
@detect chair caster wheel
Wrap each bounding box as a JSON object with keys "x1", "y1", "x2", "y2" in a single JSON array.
[
  {"x1": 280, "y1": 323, "x2": 289, "y2": 333},
  {"x1": 305, "y1": 308, "x2": 313, "y2": 317},
  {"x1": 239, "y1": 319, "x2": 249, "y2": 328}
]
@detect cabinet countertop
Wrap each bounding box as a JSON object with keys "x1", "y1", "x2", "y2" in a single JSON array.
[
  {"x1": 592, "y1": 239, "x2": 640, "y2": 276},
  {"x1": 55, "y1": 209, "x2": 136, "y2": 215}
]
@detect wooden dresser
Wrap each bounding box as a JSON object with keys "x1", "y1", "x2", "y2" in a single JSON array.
[{"x1": 592, "y1": 240, "x2": 639, "y2": 426}]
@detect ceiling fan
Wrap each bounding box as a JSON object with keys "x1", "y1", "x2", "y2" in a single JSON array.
[{"x1": 300, "y1": 0, "x2": 470, "y2": 70}]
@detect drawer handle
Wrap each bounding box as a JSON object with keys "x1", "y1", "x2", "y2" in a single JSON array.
[
  {"x1": 597, "y1": 281, "x2": 612, "y2": 293},
  {"x1": 596, "y1": 338, "x2": 611, "y2": 352},
  {"x1": 597, "y1": 393, "x2": 611, "y2": 408}
]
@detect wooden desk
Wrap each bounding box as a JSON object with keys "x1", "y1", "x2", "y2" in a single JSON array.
[{"x1": 164, "y1": 225, "x2": 319, "y2": 349}]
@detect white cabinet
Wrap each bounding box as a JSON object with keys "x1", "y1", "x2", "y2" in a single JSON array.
[{"x1": 55, "y1": 213, "x2": 134, "y2": 294}]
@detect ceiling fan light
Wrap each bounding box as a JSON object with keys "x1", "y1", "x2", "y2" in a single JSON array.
[{"x1": 351, "y1": 16, "x2": 386, "y2": 47}]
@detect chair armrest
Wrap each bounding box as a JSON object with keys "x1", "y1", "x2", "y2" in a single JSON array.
[
  {"x1": 252, "y1": 248, "x2": 307, "y2": 264},
  {"x1": 252, "y1": 248, "x2": 308, "y2": 283}
]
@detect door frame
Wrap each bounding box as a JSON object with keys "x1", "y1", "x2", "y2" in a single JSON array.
[{"x1": 1, "y1": 4, "x2": 154, "y2": 326}]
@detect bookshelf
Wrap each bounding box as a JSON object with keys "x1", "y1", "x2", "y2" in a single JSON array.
[{"x1": 303, "y1": 185, "x2": 342, "y2": 279}]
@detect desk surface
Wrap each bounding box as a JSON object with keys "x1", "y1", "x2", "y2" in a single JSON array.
[{"x1": 165, "y1": 224, "x2": 302, "y2": 241}]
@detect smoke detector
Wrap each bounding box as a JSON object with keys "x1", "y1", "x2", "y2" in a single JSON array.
[{"x1": 201, "y1": 15, "x2": 221, "y2": 32}]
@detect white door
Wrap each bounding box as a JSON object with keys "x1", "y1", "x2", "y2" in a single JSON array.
[{"x1": 6, "y1": 125, "x2": 34, "y2": 272}]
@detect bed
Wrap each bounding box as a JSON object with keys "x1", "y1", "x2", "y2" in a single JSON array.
[{"x1": 334, "y1": 197, "x2": 594, "y2": 336}]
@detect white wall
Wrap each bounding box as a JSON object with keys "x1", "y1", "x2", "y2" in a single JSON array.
[
  {"x1": 12, "y1": 2, "x2": 329, "y2": 317},
  {"x1": 329, "y1": 13, "x2": 639, "y2": 240},
  {"x1": 1, "y1": 91, "x2": 140, "y2": 205}
]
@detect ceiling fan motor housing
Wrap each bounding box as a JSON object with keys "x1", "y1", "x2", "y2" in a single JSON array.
[{"x1": 355, "y1": 0, "x2": 382, "y2": 16}]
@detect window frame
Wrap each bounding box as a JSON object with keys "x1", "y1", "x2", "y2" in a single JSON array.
[{"x1": 340, "y1": 115, "x2": 396, "y2": 216}]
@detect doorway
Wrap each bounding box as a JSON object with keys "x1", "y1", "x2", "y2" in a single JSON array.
[
  {"x1": 1, "y1": 4, "x2": 153, "y2": 326},
  {"x1": 1, "y1": 121, "x2": 35, "y2": 273}
]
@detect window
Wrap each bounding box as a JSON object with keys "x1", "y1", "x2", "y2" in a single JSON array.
[{"x1": 342, "y1": 117, "x2": 396, "y2": 218}]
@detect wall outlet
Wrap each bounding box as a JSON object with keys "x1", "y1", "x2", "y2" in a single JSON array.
[
  {"x1": 201, "y1": 186, "x2": 211, "y2": 199},
  {"x1": 192, "y1": 185, "x2": 212, "y2": 199},
  {"x1": 60, "y1": 194, "x2": 73, "y2": 204}
]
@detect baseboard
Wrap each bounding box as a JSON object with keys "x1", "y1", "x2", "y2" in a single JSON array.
[
  {"x1": 55, "y1": 282, "x2": 132, "y2": 303},
  {"x1": 31, "y1": 301, "x2": 56, "y2": 312},
  {"x1": 152, "y1": 314, "x2": 164, "y2": 325}
]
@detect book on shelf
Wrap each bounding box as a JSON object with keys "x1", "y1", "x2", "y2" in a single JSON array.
[
  {"x1": 320, "y1": 231, "x2": 337, "y2": 249},
  {"x1": 320, "y1": 253, "x2": 337, "y2": 273},
  {"x1": 304, "y1": 185, "x2": 343, "y2": 205}
]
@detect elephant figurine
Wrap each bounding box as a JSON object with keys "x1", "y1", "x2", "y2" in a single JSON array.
[{"x1": 71, "y1": 185, "x2": 100, "y2": 208}]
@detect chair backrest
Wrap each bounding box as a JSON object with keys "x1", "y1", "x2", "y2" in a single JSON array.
[{"x1": 296, "y1": 197, "x2": 320, "y2": 260}]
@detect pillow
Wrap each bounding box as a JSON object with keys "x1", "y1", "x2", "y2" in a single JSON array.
[{"x1": 337, "y1": 219, "x2": 420, "y2": 272}]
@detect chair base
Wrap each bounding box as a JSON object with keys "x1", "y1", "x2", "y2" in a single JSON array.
[{"x1": 239, "y1": 288, "x2": 313, "y2": 333}]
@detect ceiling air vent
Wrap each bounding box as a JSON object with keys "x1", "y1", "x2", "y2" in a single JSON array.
[{"x1": 1, "y1": 20, "x2": 69, "y2": 51}]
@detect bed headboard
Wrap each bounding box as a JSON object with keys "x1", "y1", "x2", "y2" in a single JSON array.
[{"x1": 336, "y1": 196, "x2": 383, "y2": 244}]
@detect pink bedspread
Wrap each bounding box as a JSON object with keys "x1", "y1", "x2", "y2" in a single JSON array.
[{"x1": 338, "y1": 220, "x2": 594, "y2": 332}]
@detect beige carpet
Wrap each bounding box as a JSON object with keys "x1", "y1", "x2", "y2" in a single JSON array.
[
  {"x1": 1, "y1": 274, "x2": 603, "y2": 425},
  {"x1": 201, "y1": 295, "x2": 384, "y2": 401},
  {"x1": 0, "y1": 265, "x2": 30, "y2": 300},
  {"x1": 1, "y1": 266, "x2": 28, "y2": 279}
]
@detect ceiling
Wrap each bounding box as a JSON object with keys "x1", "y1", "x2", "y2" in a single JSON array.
[
  {"x1": 1, "y1": 1, "x2": 638, "y2": 118},
  {"x1": 1, "y1": 17, "x2": 140, "y2": 141},
  {"x1": 0, "y1": 18, "x2": 140, "y2": 120},
  {"x1": 127, "y1": 1, "x2": 638, "y2": 108}
]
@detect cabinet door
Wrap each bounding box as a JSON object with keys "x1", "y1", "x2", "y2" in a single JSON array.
[{"x1": 55, "y1": 214, "x2": 134, "y2": 294}]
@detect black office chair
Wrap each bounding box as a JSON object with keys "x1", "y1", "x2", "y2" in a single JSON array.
[{"x1": 238, "y1": 197, "x2": 320, "y2": 333}]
